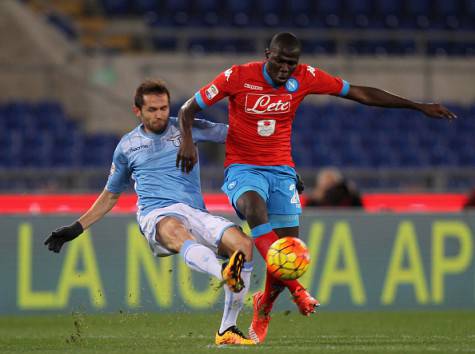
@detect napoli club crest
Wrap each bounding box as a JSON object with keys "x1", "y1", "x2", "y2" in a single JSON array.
[{"x1": 285, "y1": 78, "x2": 299, "y2": 92}]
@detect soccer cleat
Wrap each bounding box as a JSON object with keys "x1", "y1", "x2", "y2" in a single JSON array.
[
  {"x1": 292, "y1": 287, "x2": 320, "y2": 316},
  {"x1": 221, "y1": 250, "x2": 245, "y2": 293},
  {"x1": 215, "y1": 326, "x2": 255, "y2": 345},
  {"x1": 248, "y1": 291, "x2": 271, "y2": 344}
]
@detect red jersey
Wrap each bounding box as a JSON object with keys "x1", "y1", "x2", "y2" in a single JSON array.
[{"x1": 195, "y1": 61, "x2": 348, "y2": 167}]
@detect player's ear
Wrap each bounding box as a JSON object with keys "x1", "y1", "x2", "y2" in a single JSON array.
[
  {"x1": 265, "y1": 48, "x2": 270, "y2": 59},
  {"x1": 132, "y1": 105, "x2": 141, "y2": 118}
]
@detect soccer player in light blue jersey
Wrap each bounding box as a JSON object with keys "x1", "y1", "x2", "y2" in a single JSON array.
[{"x1": 44, "y1": 80, "x2": 255, "y2": 346}]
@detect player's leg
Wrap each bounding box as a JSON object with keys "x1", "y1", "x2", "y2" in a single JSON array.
[
  {"x1": 267, "y1": 170, "x2": 319, "y2": 315},
  {"x1": 215, "y1": 226, "x2": 255, "y2": 345},
  {"x1": 234, "y1": 191, "x2": 286, "y2": 344},
  {"x1": 222, "y1": 165, "x2": 279, "y2": 273},
  {"x1": 254, "y1": 224, "x2": 301, "y2": 314},
  {"x1": 155, "y1": 216, "x2": 224, "y2": 280},
  {"x1": 274, "y1": 226, "x2": 320, "y2": 315},
  {"x1": 181, "y1": 207, "x2": 254, "y2": 345},
  {"x1": 239, "y1": 194, "x2": 313, "y2": 313},
  {"x1": 140, "y1": 205, "x2": 251, "y2": 345},
  {"x1": 222, "y1": 166, "x2": 285, "y2": 343},
  {"x1": 235, "y1": 190, "x2": 292, "y2": 304}
]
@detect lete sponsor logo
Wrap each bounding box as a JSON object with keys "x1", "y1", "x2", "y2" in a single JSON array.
[{"x1": 244, "y1": 93, "x2": 292, "y2": 114}]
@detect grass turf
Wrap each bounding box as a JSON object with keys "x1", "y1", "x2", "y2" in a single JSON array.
[{"x1": 0, "y1": 311, "x2": 474, "y2": 353}]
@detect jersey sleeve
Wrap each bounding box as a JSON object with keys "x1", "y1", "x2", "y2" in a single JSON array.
[
  {"x1": 306, "y1": 65, "x2": 350, "y2": 97},
  {"x1": 194, "y1": 65, "x2": 240, "y2": 109},
  {"x1": 191, "y1": 118, "x2": 228, "y2": 143},
  {"x1": 105, "y1": 143, "x2": 131, "y2": 194}
]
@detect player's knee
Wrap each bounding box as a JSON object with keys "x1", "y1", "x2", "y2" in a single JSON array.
[
  {"x1": 233, "y1": 230, "x2": 253, "y2": 262},
  {"x1": 220, "y1": 227, "x2": 253, "y2": 261},
  {"x1": 237, "y1": 200, "x2": 267, "y2": 227},
  {"x1": 236, "y1": 191, "x2": 268, "y2": 226},
  {"x1": 240, "y1": 235, "x2": 253, "y2": 262}
]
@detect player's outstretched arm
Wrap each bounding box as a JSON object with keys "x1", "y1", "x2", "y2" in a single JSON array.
[
  {"x1": 345, "y1": 85, "x2": 457, "y2": 121},
  {"x1": 44, "y1": 189, "x2": 120, "y2": 253},
  {"x1": 177, "y1": 97, "x2": 202, "y2": 173}
]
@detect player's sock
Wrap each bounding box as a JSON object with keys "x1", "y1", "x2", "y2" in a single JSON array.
[
  {"x1": 251, "y1": 224, "x2": 305, "y2": 308},
  {"x1": 260, "y1": 271, "x2": 285, "y2": 312},
  {"x1": 180, "y1": 239, "x2": 222, "y2": 280},
  {"x1": 250, "y1": 223, "x2": 278, "y2": 258},
  {"x1": 219, "y1": 261, "x2": 253, "y2": 334}
]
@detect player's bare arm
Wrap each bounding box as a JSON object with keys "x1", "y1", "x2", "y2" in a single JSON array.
[
  {"x1": 345, "y1": 85, "x2": 457, "y2": 120},
  {"x1": 44, "y1": 189, "x2": 120, "y2": 253},
  {"x1": 78, "y1": 189, "x2": 121, "y2": 229},
  {"x1": 177, "y1": 97, "x2": 202, "y2": 173}
]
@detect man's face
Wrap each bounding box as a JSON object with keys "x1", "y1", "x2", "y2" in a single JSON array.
[
  {"x1": 265, "y1": 47, "x2": 300, "y2": 86},
  {"x1": 134, "y1": 93, "x2": 170, "y2": 134}
]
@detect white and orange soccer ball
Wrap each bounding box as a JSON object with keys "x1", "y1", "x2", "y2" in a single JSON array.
[{"x1": 266, "y1": 237, "x2": 310, "y2": 280}]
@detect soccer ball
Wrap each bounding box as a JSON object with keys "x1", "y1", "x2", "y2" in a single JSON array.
[{"x1": 266, "y1": 237, "x2": 310, "y2": 280}]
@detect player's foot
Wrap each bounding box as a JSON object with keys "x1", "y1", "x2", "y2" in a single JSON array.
[
  {"x1": 215, "y1": 326, "x2": 255, "y2": 345},
  {"x1": 221, "y1": 250, "x2": 245, "y2": 293},
  {"x1": 292, "y1": 287, "x2": 320, "y2": 316},
  {"x1": 248, "y1": 291, "x2": 271, "y2": 344}
]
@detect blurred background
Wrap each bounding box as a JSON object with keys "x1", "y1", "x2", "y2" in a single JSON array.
[
  {"x1": 1, "y1": 0, "x2": 474, "y2": 199},
  {"x1": 1, "y1": 1, "x2": 475, "y2": 334}
]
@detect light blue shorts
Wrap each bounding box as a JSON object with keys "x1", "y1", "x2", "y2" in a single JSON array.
[{"x1": 221, "y1": 164, "x2": 301, "y2": 228}]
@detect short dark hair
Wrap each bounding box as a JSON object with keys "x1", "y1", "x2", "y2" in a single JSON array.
[
  {"x1": 268, "y1": 32, "x2": 301, "y2": 52},
  {"x1": 134, "y1": 79, "x2": 170, "y2": 109}
]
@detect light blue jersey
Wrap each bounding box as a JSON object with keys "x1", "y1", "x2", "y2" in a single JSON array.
[{"x1": 106, "y1": 117, "x2": 227, "y2": 217}]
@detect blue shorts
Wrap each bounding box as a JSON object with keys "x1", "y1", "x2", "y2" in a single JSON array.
[{"x1": 221, "y1": 164, "x2": 302, "y2": 228}]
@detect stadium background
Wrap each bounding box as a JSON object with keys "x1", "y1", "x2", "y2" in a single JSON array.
[{"x1": 0, "y1": 0, "x2": 474, "y2": 351}]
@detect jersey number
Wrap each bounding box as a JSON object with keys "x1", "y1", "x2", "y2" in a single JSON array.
[{"x1": 289, "y1": 184, "x2": 300, "y2": 205}]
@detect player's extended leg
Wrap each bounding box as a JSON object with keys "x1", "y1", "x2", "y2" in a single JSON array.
[
  {"x1": 235, "y1": 191, "x2": 283, "y2": 343},
  {"x1": 156, "y1": 216, "x2": 241, "y2": 288},
  {"x1": 237, "y1": 192, "x2": 317, "y2": 343},
  {"x1": 274, "y1": 227, "x2": 320, "y2": 315},
  {"x1": 253, "y1": 223, "x2": 319, "y2": 316},
  {"x1": 214, "y1": 226, "x2": 255, "y2": 346}
]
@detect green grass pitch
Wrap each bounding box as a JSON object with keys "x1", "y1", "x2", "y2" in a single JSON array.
[{"x1": 1, "y1": 311, "x2": 474, "y2": 353}]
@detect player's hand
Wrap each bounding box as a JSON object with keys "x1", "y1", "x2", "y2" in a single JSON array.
[
  {"x1": 176, "y1": 139, "x2": 198, "y2": 173},
  {"x1": 296, "y1": 173, "x2": 305, "y2": 194},
  {"x1": 418, "y1": 103, "x2": 457, "y2": 121},
  {"x1": 44, "y1": 221, "x2": 83, "y2": 253}
]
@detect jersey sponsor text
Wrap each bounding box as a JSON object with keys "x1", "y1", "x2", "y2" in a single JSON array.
[{"x1": 244, "y1": 94, "x2": 292, "y2": 115}]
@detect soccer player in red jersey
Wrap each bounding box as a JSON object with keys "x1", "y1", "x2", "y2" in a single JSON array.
[{"x1": 176, "y1": 32, "x2": 456, "y2": 343}]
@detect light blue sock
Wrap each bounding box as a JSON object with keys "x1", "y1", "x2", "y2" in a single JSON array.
[
  {"x1": 180, "y1": 240, "x2": 222, "y2": 280},
  {"x1": 219, "y1": 261, "x2": 253, "y2": 333}
]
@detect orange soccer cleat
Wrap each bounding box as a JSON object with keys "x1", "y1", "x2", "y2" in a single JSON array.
[
  {"x1": 221, "y1": 250, "x2": 245, "y2": 293},
  {"x1": 292, "y1": 287, "x2": 320, "y2": 316},
  {"x1": 215, "y1": 326, "x2": 255, "y2": 345},
  {"x1": 248, "y1": 291, "x2": 271, "y2": 344}
]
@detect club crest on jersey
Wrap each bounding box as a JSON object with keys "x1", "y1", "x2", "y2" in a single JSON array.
[
  {"x1": 205, "y1": 85, "x2": 219, "y2": 100},
  {"x1": 285, "y1": 78, "x2": 299, "y2": 92},
  {"x1": 257, "y1": 119, "x2": 276, "y2": 136},
  {"x1": 167, "y1": 134, "x2": 182, "y2": 147},
  {"x1": 227, "y1": 180, "x2": 237, "y2": 190},
  {"x1": 245, "y1": 93, "x2": 291, "y2": 115}
]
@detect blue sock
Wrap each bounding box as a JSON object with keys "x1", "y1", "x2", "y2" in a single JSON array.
[{"x1": 180, "y1": 240, "x2": 222, "y2": 279}]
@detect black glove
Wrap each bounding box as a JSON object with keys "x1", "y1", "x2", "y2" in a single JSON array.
[
  {"x1": 44, "y1": 221, "x2": 84, "y2": 253},
  {"x1": 296, "y1": 173, "x2": 305, "y2": 195}
]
